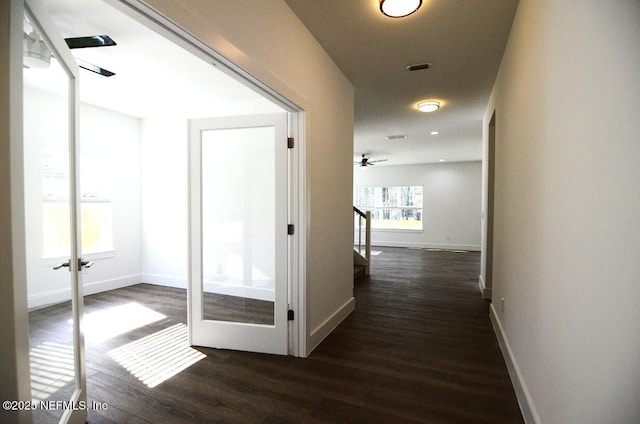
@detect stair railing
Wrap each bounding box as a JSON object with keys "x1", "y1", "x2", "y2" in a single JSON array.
[{"x1": 353, "y1": 206, "x2": 372, "y2": 275}]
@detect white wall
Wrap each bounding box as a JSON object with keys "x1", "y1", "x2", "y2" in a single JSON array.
[
  {"x1": 140, "y1": 118, "x2": 188, "y2": 287},
  {"x1": 487, "y1": 1, "x2": 640, "y2": 423},
  {"x1": 354, "y1": 162, "x2": 481, "y2": 250},
  {"x1": 143, "y1": 0, "x2": 355, "y2": 354},
  {"x1": 24, "y1": 87, "x2": 142, "y2": 309}
]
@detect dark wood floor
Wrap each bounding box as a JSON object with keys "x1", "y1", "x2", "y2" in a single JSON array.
[
  {"x1": 203, "y1": 292, "x2": 273, "y2": 325},
  {"x1": 29, "y1": 247, "x2": 523, "y2": 423}
]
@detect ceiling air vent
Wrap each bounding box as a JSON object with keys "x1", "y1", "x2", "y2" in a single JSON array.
[
  {"x1": 406, "y1": 62, "x2": 430, "y2": 72},
  {"x1": 386, "y1": 134, "x2": 408, "y2": 140}
]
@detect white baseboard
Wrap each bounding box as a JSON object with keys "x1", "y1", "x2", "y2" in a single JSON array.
[
  {"x1": 141, "y1": 274, "x2": 273, "y2": 301},
  {"x1": 28, "y1": 288, "x2": 72, "y2": 310},
  {"x1": 370, "y1": 241, "x2": 481, "y2": 251},
  {"x1": 28, "y1": 274, "x2": 142, "y2": 310},
  {"x1": 84, "y1": 274, "x2": 142, "y2": 296},
  {"x1": 489, "y1": 303, "x2": 539, "y2": 424},
  {"x1": 307, "y1": 297, "x2": 355, "y2": 354},
  {"x1": 479, "y1": 275, "x2": 492, "y2": 299},
  {"x1": 141, "y1": 273, "x2": 187, "y2": 289},
  {"x1": 203, "y1": 281, "x2": 274, "y2": 301}
]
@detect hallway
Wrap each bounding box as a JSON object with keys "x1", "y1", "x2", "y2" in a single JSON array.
[{"x1": 314, "y1": 247, "x2": 523, "y2": 422}]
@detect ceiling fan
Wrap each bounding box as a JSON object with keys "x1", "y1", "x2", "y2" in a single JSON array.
[
  {"x1": 64, "y1": 35, "x2": 117, "y2": 77},
  {"x1": 23, "y1": 15, "x2": 117, "y2": 77},
  {"x1": 355, "y1": 154, "x2": 388, "y2": 167}
]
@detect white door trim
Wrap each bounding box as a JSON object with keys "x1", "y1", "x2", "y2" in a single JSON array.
[
  {"x1": 113, "y1": 0, "x2": 306, "y2": 356},
  {"x1": 4, "y1": 0, "x2": 32, "y2": 416}
]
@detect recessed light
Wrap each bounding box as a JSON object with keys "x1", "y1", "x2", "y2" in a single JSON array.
[
  {"x1": 430, "y1": 131, "x2": 439, "y2": 135},
  {"x1": 439, "y1": 159, "x2": 445, "y2": 162},
  {"x1": 417, "y1": 101, "x2": 440, "y2": 113}
]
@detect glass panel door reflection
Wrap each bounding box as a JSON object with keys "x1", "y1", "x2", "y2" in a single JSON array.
[
  {"x1": 201, "y1": 127, "x2": 276, "y2": 326},
  {"x1": 24, "y1": 10, "x2": 77, "y2": 423}
]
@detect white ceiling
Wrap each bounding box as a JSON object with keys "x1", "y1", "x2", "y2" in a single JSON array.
[
  {"x1": 284, "y1": 0, "x2": 519, "y2": 166},
  {"x1": 26, "y1": 0, "x2": 282, "y2": 120},
  {"x1": 28, "y1": 0, "x2": 518, "y2": 166}
]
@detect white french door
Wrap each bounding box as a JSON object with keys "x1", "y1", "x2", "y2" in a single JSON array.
[
  {"x1": 24, "y1": 0, "x2": 87, "y2": 423},
  {"x1": 189, "y1": 113, "x2": 289, "y2": 355}
]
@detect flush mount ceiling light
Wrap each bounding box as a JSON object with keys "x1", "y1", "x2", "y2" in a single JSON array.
[
  {"x1": 380, "y1": 0, "x2": 422, "y2": 18},
  {"x1": 23, "y1": 30, "x2": 51, "y2": 68},
  {"x1": 23, "y1": 15, "x2": 51, "y2": 69},
  {"x1": 417, "y1": 101, "x2": 440, "y2": 113}
]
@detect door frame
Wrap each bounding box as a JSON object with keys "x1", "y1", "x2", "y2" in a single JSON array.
[
  {"x1": 480, "y1": 110, "x2": 496, "y2": 300},
  {"x1": 3, "y1": 0, "x2": 33, "y2": 419},
  {"x1": 109, "y1": 0, "x2": 307, "y2": 356}
]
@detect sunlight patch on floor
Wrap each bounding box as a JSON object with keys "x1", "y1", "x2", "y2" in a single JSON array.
[
  {"x1": 30, "y1": 342, "x2": 75, "y2": 401},
  {"x1": 107, "y1": 323, "x2": 206, "y2": 388},
  {"x1": 78, "y1": 302, "x2": 166, "y2": 342}
]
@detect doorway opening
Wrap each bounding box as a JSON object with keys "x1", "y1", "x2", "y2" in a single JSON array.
[
  {"x1": 24, "y1": 0, "x2": 303, "y2": 419},
  {"x1": 480, "y1": 110, "x2": 496, "y2": 299}
]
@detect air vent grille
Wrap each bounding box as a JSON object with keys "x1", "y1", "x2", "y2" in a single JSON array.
[
  {"x1": 407, "y1": 62, "x2": 431, "y2": 72},
  {"x1": 386, "y1": 134, "x2": 408, "y2": 140}
]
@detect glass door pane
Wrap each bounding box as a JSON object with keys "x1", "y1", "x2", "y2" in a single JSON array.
[
  {"x1": 24, "y1": 1, "x2": 86, "y2": 422},
  {"x1": 201, "y1": 127, "x2": 276, "y2": 325}
]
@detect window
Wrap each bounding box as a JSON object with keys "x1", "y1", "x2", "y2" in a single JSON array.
[
  {"x1": 354, "y1": 185, "x2": 423, "y2": 230},
  {"x1": 42, "y1": 149, "x2": 113, "y2": 258}
]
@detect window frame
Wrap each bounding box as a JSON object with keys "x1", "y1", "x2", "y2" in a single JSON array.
[
  {"x1": 41, "y1": 148, "x2": 114, "y2": 259},
  {"x1": 354, "y1": 185, "x2": 424, "y2": 231}
]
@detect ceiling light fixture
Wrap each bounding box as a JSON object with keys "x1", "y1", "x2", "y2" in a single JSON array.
[
  {"x1": 380, "y1": 0, "x2": 422, "y2": 18},
  {"x1": 417, "y1": 101, "x2": 440, "y2": 113},
  {"x1": 430, "y1": 131, "x2": 439, "y2": 135},
  {"x1": 23, "y1": 30, "x2": 51, "y2": 68}
]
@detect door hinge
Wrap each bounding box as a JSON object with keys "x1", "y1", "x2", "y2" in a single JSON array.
[
  {"x1": 287, "y1": 137, "x2": 294, "y2": 149},
  {"x1": 288, "y1": 224, "x2": 295, "y2": 235},
  {"x1": 288, "y1": 309, "x2": 295, "y2": 321}
]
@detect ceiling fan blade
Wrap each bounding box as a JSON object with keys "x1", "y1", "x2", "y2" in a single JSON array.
[
  {"x1": 65, "y1": 35, "x2": 116, "y2": 49},
  {"x1": 77, "y1": 58, "x2": 115, "y2": 77},
  {"x1": 369, "y1": 158, "x2": 388, "y2": 164}
]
